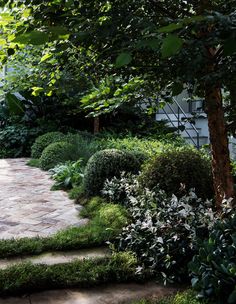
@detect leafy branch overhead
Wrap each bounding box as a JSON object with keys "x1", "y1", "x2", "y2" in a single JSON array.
[
  {"x1": 0, "y1": 0, "x2": 236, "y2": 206},
  {"x1": 80, "y1": 77, "x2": 144, "y2": 117}
]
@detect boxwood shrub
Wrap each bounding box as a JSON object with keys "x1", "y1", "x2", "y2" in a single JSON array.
[
  {"x1": 40, "y1": 141, "x2": 78, "y2": 170},
  {"x1": 140, "y1": 146, "x2": 213, "y2": 199},
  {"x1": 31, "y1": 131, "x2": 66, "y2": 159},
  {"x1": 83, "y1": 149, "x2": 142, "y2": 196}
]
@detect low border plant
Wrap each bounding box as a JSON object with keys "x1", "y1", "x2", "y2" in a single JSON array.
[{"x1": 0, "y1": 252, "x2": 143, "y2": 296}]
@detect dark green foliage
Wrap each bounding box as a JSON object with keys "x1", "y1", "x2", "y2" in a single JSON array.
[
  {"x1": 40, "y1": 141, "x2": 78, "y2": 170},
  {"x1": 50, "y1": 160, "x2": 84, "y2": 190},
  {"x1": 110, "y1": 176, "x2": 215, "y2": 283},
  {"x1": 31, "y1": 131, "x2": 66, "y2": 159},
  {"x1": 72, "y1": 134, "x2": 101, "y2": 165},
  {"x1": 100, "y1": 102, "x2": 177, "y2": 140},
  {"x1": 79, "y1": 196, "x2": 107, "y2": 218},
  {"x1": 27, "y1": 158, "x2": 41, "y2": 168},
  {"x1": 102, "y1": 173, "x2": 140, "y2": 205},
  {"x1": 83, "y1": 149, "x2": 142, "y2": 196},
  {"x1": 0, "y1": 124, "x2": 41, "y2": 158},
  {"x1": 80, "y1": 196, "x2": 128, "y2": 233},
  {"x1": 68, "y1": 184, "x2": 85, "y2": 200},
  {"x1": 140, "y1": 147, "x2": 213, "y2": 199},
  {"x1": 189, "y1": 210, "x2": 236, "y2": 304},
  {"x1": 97, "y1": 136, "x2": 183, "y2": 161},
  {"x1": 130, "y1": 290, "x2": 205, "y2": 304},
  {"x1": 0, "y1": 252, "x2": 139, "y2": 296}
]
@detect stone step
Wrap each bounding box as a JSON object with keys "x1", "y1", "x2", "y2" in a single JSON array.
[
  {"x1": 0, "y1": 282, "x2": 180, "y2": 304},
  {"x1": 0, "y1": 247, "x2": 110, "y2": 270}
]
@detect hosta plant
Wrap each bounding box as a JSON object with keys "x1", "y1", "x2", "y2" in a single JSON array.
[{"x1": 50, "y1": 160, "x2": 84, "y2": 190}]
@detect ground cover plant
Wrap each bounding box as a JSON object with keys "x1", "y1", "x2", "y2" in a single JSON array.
[
  {"x1": 0, "y1": 252, "x2": 143, "y2": 296},
  {"x1": 130, "y1": 290, "x2": 207, "y2": 304}
]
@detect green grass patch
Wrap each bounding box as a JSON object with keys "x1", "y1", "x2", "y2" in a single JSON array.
[
  {"x1": 27, "y1": 158, "x2": 41, "y2": 167},
  {"x1": 0, "y1": 252, "x2": 144, "y2": 296}
]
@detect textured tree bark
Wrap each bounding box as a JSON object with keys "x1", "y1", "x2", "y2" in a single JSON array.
[
  {"x1": 205, "y1": 86, "x2": 235, "y2": 208},
  {"x1": 94, "y1": 117, "x2": 100, "y2": 134}
]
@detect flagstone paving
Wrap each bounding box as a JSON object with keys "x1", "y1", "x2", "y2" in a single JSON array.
[
  {"x1": 0, "y1": 247, "x2": 109, "y2": 269},
  {"x1": 0, "y1": 158, "x2": 85, "y2": 239},
  {"x1": 0, "y1": 282, "x2": 179, "y2": 304}
]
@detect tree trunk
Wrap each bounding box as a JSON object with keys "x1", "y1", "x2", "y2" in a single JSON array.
[
  {"x1": 94, "y1": 117, "x2": 100, "y2": 134},
  {"x1": 205, "y1": 86, "x2": 235, "y2": 208}
]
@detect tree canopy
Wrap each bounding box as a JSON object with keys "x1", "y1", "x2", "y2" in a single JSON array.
[{"x1": 1, "y1": 0, "x2": 236, "y2": 207}]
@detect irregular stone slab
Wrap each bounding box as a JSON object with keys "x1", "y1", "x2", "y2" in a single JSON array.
[
  {"x1": 0, "y1": 247, "x2": 110, "y2": 269},
  {"x1": 0, "y1": 159, "x2": 84, "y2": 239},
  {"x1": 29, "y1": 282, "x2": 179, "y2": 304},
  {"x1": 0, "y1": 296, "x2": 30, "y2": 304}
]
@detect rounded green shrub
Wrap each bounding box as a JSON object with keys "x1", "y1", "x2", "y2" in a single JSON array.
[
  {"x1": 31, "y1": 131, "x2": 66, "y2": 159},
  {"x1": 40, "y1": 141, "x2": 77, "y2": 170},
  {"x1": 140, "y1": 147, "x2": 213, "y2": 199},
  {"x1": 83, "y1": 149, "x2": 141, "y2": 196}
]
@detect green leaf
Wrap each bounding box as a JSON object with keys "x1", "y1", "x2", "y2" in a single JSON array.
[
  {"x1": 137, "y1": 39, "x2": 160, "y2": 51},
  {"x1": 49, "y1": 26, "x2": 68, "y2": 34},
  {"x1": 182, "y1": 16, "x2": 206, "y2": 24},
  {"x1": 178, "y1": 125, "x2": 185, "y2": 132},
  {"x1": 223, "y1": 38, "x2": 236, "y2": 56},
  {"x1": 158, "y1": 23, "x2": 183, "y2": 33},
  {"x1": 172, "y1": 82, "x2": 184, "y2": 96},
  {"x1": 161, "y1": 34, "x2": 183, "y2": 58},
  {"x1": 0, "y1": 13, "x2": 14, "y2": 25},
  {"x1": 40, "y1": 53, "x2": 53, "y2": 63},
  {"x1": 0, "y1": 39, "x2": 6, "y2": 45},
  {"x1": 5, "y1": 93, "x2": 24, "y2": 115},
  {"x1": 32, "y1": 87, "x2": 44, "y2": 96},
  {"x1": 13, "y1": 31, "x2": 49, "y2": 45},
  {"x1": 115, "y1": 52, "x2": 132, "y2": 68},
  {"x1": 191, "y1": 277, "x2": 199, "y2": 288},
  {"x1": 228, "y1": 289, "x2": 236, "y2": 304}
]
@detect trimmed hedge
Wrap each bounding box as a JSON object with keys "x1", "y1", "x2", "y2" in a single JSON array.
[
  {"x1": 83, "y1": 149, "x2": 142, "y2": 196},
  {"x1": 140, "y1": 147, "x2": 213, "y2": 199},
  {"x1": 40, "y1": 141, "x2": 77, "y2": 170},
  {"x1": 31, "y1": 131, "x2": 66, "y2": 159}
]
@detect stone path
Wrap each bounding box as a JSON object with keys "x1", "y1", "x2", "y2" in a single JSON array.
[
  {"x1": 0, "y1": 158, "x2": 181, "y2": 304},
  {"x1": 0, "y1": 247, "x2": 109, "y2": 269},
  {"x1": 0, "y1": 282, "x2": 179, "y2": 304},
  {"x1": 0, "y1": 159, "x2": 85, "y2": 239}
]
